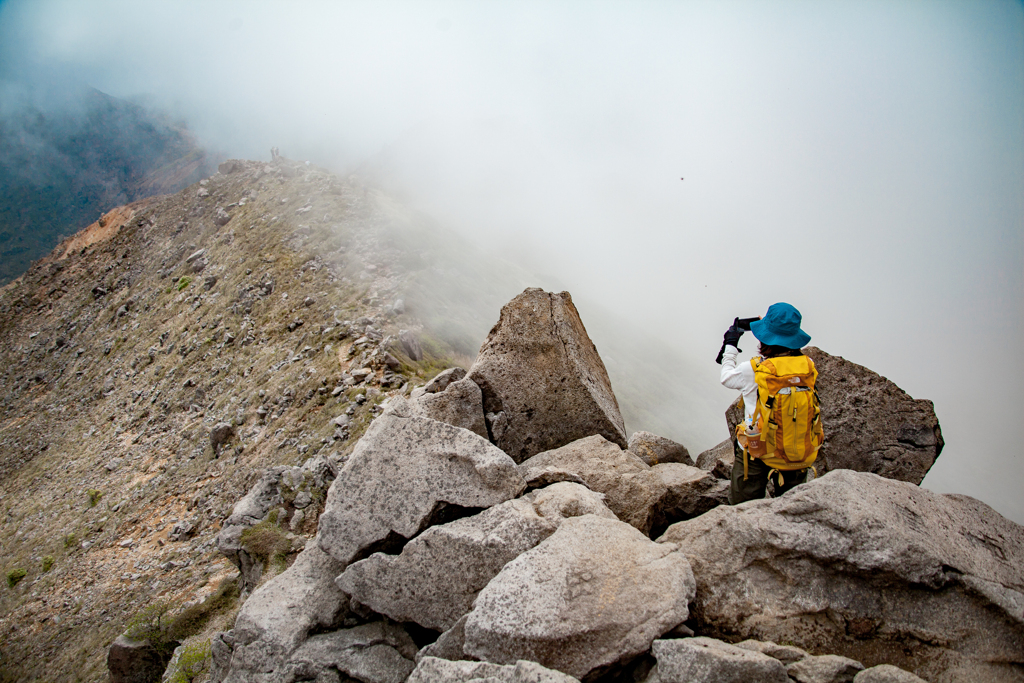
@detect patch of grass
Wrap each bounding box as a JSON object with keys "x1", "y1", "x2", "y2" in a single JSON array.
[
  {"x1": 86, "y1": 489, "x2": 103, "y2": 507},
  {"x1": 177, "y1": 277, "x2": 192, "y2": 292},
  {"x1": 6, "y1": 568, "x2": 27, "y2": 588},
  {"x1": 239, "y1": 518, "x2": 290, "y2": 572},
  {"x1": 41, "y1": 555, "x2": 54, "y2": 572},
  {"x1": 125, "y1": 601, "x2": 171, "y2": 643},
  {"x1": 63, "y1": 532, "x2": 76, "y2": 549},
  {"x1": 165, "y1": 578, "x2": 238, "y2": 642}
]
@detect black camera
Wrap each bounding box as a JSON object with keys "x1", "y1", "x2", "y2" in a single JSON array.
[{"x1": 715, "y1": 316, "x2": 761, "y2": 364}]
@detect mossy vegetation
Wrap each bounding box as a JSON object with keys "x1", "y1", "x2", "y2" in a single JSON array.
[
  {"x1": 41, "y1": 555, "x2": 54, "y2": 572},
  {"x1": 6, "y1": 568, "x2": 27, "y2": 588},
  {"x1": 86, "y1": 489, "x2": 103, "y2": 507},
  {"x1": 239, "y1": 514, "x2": 291, "y2": 572}
]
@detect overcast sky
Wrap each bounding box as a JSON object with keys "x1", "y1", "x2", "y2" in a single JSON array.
[{"x1": 1, "y1": 0, "x2": 1021, "y2": 522}]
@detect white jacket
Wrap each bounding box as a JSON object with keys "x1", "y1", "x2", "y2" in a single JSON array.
[{"x1": 720, "y1": 344, "x2": 757, "y2": 424}]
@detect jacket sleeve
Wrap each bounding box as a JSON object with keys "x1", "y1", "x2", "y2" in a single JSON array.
[{"x1": 720, "y1": 346, "x2": 758, "y2": 423}]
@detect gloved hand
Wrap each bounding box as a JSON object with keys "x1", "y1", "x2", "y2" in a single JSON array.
[{"x1": 723, "y1": 323, "x2": 743, "y2": 350}]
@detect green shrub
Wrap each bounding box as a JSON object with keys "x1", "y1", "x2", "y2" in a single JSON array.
[
  {"x1": 41, "y1": 556, "x2": 55, "y2": 572},
  {"x1": 240, "y1": 519, "x2": 291, "y2": 572},
  {"x1": 177, "y1": 277, "x2": 192, "y2": 291},
  {"x1": 6, "y1": 568, "x2": 27, "y2": 588},
  {"x1": 63, "y1": 532, "x2": 76, "y2": 549},
  {"x1": 165, "y1": 639, "x2": 212, "y2": 683},
  {"x1": 86, "y1": 489, "x2": 103, "y2": 507},
  {"x1": 165, "y1": 578, "x2": 238, "y2": 642},
  {"x1": 125, "y1": 601, "x2": 171, "y2": 643}
]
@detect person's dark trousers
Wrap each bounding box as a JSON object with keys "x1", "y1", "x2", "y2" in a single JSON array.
[{"x1": 728, "y1": 443, "x2": 808, "y2": 504}]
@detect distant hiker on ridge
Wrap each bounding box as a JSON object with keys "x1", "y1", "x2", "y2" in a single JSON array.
[{"x1": 718, "y1": 303, "x2": 824, "y2": 504}]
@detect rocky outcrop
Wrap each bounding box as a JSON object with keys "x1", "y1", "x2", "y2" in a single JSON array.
[
  {"x1": 107, "y1": 635, "x2": 177, "y2": 683},
  {"x1": 336, "y1": 483, "x2": 615, "y2": 632},
  {"x1": 658, "y1": 470, "x2": 1024, "y2": 680},
  {"x1": 408, "y1": 656, "x2": 581, "y2": 683},
  {"x1": 628, "y1": 431, "x2": 692, "y2": 466},
  {"x1": 726, "y1": 348, "x2": 943, "y2": 484},
  {"x1": 518, "y1": 435, "x2": 666, "y2": 534},
  {"x1": 217, "y1": 542, "x2": 351, "y2": 682},
  {"x1": 467, "y1": 288, "x2": 627, "y2": 462},
  {"x1": 463, "y1": 514, "x2": 695, "y2": 680},
  {"x1": 276, "y1": 621, "x2": 418, "y2": 683},
  {"x1": 317, "y1": 398, "x2": 525, "y2": 566},
  {"x1": 695, "y1": 438, "x2": 733, "y2": 480}
]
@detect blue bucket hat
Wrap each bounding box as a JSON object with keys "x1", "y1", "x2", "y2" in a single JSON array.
[{"x1": 749, "y1": 303, "x2": 811, "y2": 349}]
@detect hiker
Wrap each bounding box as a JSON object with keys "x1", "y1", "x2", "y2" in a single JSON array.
[{"x1": 720, "y1": 302, "x2": 824, "y2": 504}]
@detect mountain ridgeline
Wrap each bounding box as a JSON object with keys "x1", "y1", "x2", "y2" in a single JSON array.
[{"x1": 0, "y1": 85, "x2": 216, "y2": 285}]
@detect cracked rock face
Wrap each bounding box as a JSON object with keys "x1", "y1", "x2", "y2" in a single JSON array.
[
  {"x1": 317, "y1": 398, "x2": 526, "y2": 566},
  {"x1": 336, "y1": 482, "x2": 615, "y2": 632},
  {"x1": 463, "y1": 514, "x2": 695, "y2": 680},
  {"x1": 657, "y1": 470, "x2": 1024, "y2": 680},
  {"x1": 726, "y1": 347, "x2": 943, "y2": 484},
  {"x1": 467, "y1": 288, "x2": 627, "y2": 463}
]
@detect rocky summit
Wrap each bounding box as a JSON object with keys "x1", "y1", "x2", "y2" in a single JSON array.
[{"x1": 0, "y1": 156, "x2": 1020, "y2": 683}]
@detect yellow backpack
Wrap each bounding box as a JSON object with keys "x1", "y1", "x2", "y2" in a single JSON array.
[{"x1": 736, "y1": 354, "x2": 824, "y2": 481}]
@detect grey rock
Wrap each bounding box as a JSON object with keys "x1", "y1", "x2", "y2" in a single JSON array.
[
  {"x1": 409, "y1": 376, "x2": 488, "y2": 438},
  {"x1": 417, "y1": 615, "x2": 469, "y2": 663},
  {"x1": 167, "y1": 520, "x2": 194, "y2": 541},
  {"x1": 214, "y1": 207, "x2": 232, "y2": 226},
  {"x1": 222, "y1": 542, "x2": 351, "y2": 682},
  {"x1": 649, "y1": 637, "x2": 789, "y2": 683},
  {"x1": 279, "y1": 621, "x2": 417, "y2": 683},
  {"x1": 463, "y1": 514, "x2": 695, "y2": 680},
  {"x1": 649, "y1": 463, "x2": 730, "y2": 537},
  {"x1": 210, "y1": 422, "x2": 234, "y2": 448},
  {"x1": 392, "y1": 299, "x2": 405, "y2": 315},
  {"x1": 336, "y1": 482, "x2": 614, "y2": 631},
  {"x1": 423, "y1": 367, "x2": 468, "y2": 394},
  {"x1": 520, "y1": 466, "x2": 586, "y2": 490},
  {"x1": 331, "y1": 414, "x2": 350, "y2": 429},
  {"x1": 788, "y1": 654, "x2": 865, "y2": 683},
  {"x1": 658, "y1": 470, "x2": 1024, "y2": 681},
  {"x1": 408, "y1": 657, "x2": 581, "y2": 683},
  {"x1": 107, "y1": 635, "x2": 177, "y2": 683},
  {"x1": 466, "y1": 288, "x2": 627, "y2": 462},
  {"x1": 400, "y1": 330, "x2": 424, "y2": 361},
  {"x1": 726, "y1": 348, "x2": 943, "y2": 484},
  {"x1": 733, "y1": 639, "x2": 808, "y2": 665},
  {"x1": 317, "y1": 399, "x2": 526, "y2": 566},
  {"x1": 853, "y1": 664, "x2": 928, "y2": 683},
  {"x1": 519, "y1": 435, "x2": 666, "y2": 534},
  {"x1": 185, "y1": 249, "x2": 206, "y2": 264},
  {"x1": 303, "y1": 296, "x2": 315, "y2": 307},
  {"x1": 628, "y1": 431, "x2": 693, "y2": 466},
  {"x1": 105, "y1": 458, "x2": 123, "y2": 472},
  {"x1": 695, "y1": 439, "x2": 734, "y2": 480},
  {"x1": 292, "y1": 491, "x2": 312, "y2": 509},
  {"x1": 351, "y1": 368, "x2": 372, "y2": 383}
]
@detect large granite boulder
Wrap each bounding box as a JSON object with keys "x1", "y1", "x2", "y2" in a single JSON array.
[
  {"x1": 218, "y1": 542, "x2": 351, "y2": 682},
  {"x1": 648, "y1": 462, "x2": 730, "y2": 538},
  {"x1": 648, "y1": 637, "x2": 790, "y2": 683},
  {"x1": 518, "y1": 435, "x2": 666, "y2": 534},
  {"x1": 725, "y1": 348, "x2": 943, "y2": 484},
  {"x1": 463, "y1": 514, "x2": 695, "y2": 680},
  {"x1": 628, "y1": 431, "x2": 693, "y2": 466},
  {"x1": 317, "y1": 398, "x2": 525, "y2": 566},
  {"x1": 409, "y1": 376, "x2": 488, "y2": 438},
  {"x1": 466, "y1": 288, "x2": 627, "y2": 462},
  {"x1": 657, "y1": 470, "x2": 1024, "y2": 681},
  {"x1": 336, "y1": 483, "x2": 615, "y2": 631},
  {"x1": 276, "y1": 621, "x2": 418, "y2": 683},
  {"x1": 408, "y1": 656, "x2": 581, "y2": 683}
]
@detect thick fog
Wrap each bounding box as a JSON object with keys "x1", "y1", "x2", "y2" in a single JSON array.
[{"x1": 1, "y1": 1, "x2": 1021, "y2": 522}]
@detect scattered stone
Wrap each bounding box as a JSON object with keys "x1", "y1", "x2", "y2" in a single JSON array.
[
  {"x1": 210, "y1": 423, "x2": 234, "y2": 449},
  {"x1": 467, "y1": 288, "x2": 627, "y2": 462},
  {"x1": 628, "y1": 431, "x2": 693, "y2": 466},
  {"x1": 408, "y1": 657, "x2": 581, "y2": 683},
  {"x1": 518, "y1": 435, "x2": 666, "y2": 534},
  {"x1": 463, "y1": 514, "x2": 695, "y2": 680},
  {"x1": 167, "y1": 520, "x2": 194, "y2": 542},
  {"x1": 351, "y1": 368, "x2": 372, "y2": 383},
  {"x1": 104, "y1": 458, "x2": 123, "y2": 472},
  {"x1": 303, "y1": 296, "x2": 315, "y2": 307},
  {"x1": 203, "y1": 275, "x2": 217, "y2": 291},
  {"x1": 214, "y1": 207, "x2": 232, "y2": 226},
  {"x1": 218, "y1": 160, "x2": 243, "y2": 174},
  {"x1": 787, "y1": 654, "x2": 865, "y2": 683},
  {"x1": 734, "y1": 639, "x2": 808, "y2": 665},
  {"x1": 422, "y1": 367, "x2": 467, "y2": 394},
  {"x1": 658, "y1": 470, "x2": 1024, "y2": 679},
  {"x1": 317, "y1": 399, "x2": 526, "y2": 566},
  {"x1": 649, "y1": 637, "x2": 789, "y2": 683},
  {"x1": 392, "y1": 299, "x2": 405, "y2": 315},
  {"x1": 185, "y1": 249, "x2": 206, "y2": 264}
]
